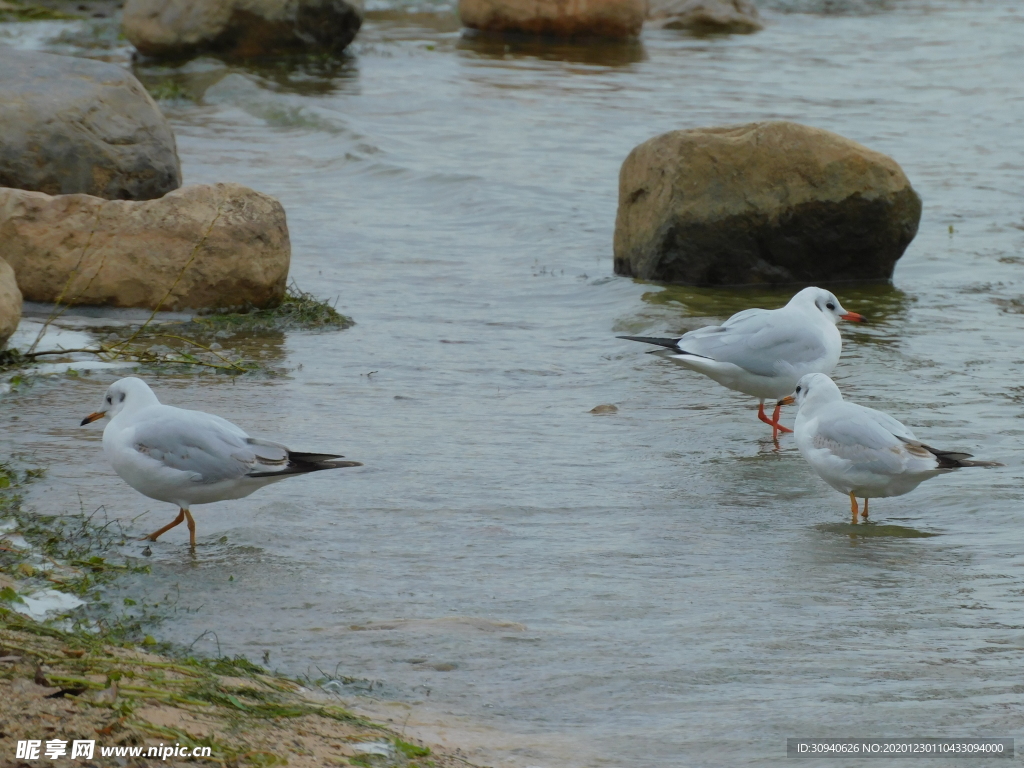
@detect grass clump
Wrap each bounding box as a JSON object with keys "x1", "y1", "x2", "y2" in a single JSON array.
[
  {"x1": 144, "y1": 79, "x2": 198, "y2": 103},
  {"x1": 1, "y1": 285, "x2": 351, "y2": 377},
  {"x1": 396, "y1": 739, "x2": 431, "y2": 758},
  {"x1": 190, "y1": 283, "x2": 354, "y2": 334},
  {"x1": 0, "y1": 0, "x2": 79, "y2": 20}
]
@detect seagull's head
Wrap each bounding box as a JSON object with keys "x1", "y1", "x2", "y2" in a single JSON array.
[
  {"x1": 793, "y1": 287, "x2": 865, "y2": 325},
  {"x1": 80, "y1": 377, "x2": 160, "y2": 425},
  {"x1": 777, "y1": 372, "x2": 844, "y2": 410}
]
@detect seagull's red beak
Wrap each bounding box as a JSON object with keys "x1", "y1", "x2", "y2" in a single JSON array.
[
  {"x1": 80, "y1": 411, "x2": 106, "y2": 426},
  {"x1": 840, "y1": 312, "x2": 866, "y2": 323},
  {"x1": 777, "y1": 395, "x2": 795, "y2": 407}
]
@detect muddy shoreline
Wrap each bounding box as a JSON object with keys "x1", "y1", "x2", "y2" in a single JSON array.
[{"x1": 1, "y1": 617, "x2": 476, "y2": 768}]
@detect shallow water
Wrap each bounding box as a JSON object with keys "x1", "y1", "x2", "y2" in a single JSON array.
[{"x1": 4, "y1": 1, "x2": 1024, "y2": 765}]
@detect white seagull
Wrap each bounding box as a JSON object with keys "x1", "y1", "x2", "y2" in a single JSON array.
[
  {"x1": 81, "y1": 377, "x2": 361, "y2": 547},
  {"x1": 780, "y1": 373, "x2": 999, "y2": 523},
  {"x1": 619, "y1": 287, "x2": 864, "y2": 439}
]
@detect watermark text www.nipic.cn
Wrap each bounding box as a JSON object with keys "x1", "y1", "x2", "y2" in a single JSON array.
[{"x1": 16, "y1": 740, "x2": 213, "y2": 761}]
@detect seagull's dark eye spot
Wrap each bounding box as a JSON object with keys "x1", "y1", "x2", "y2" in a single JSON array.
[
  {"x1": 796, "y1": 386, "x2": 802, "y2": 393},
  {"x1": 826, "y1": 302, "x2": 835, "y2": 310},
  {"x1": 119, "y1": 393, "x2": 125, "y2": 402},
  {"x1": 106, "y1": 396, "x2": 111, "y2": 403}
]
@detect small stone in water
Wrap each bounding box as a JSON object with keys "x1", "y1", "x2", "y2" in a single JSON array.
[{"x1": 590, "y1": 404, "x2": 618, "y2": 414}]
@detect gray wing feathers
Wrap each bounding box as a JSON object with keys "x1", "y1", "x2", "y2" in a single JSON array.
[
  {"x1": 813, "y1": 409, "x2": 916, "y2": 475},
  {"x1": 679, "y1": 314, "x2": 824, "y2": 377},
  {"x1": 858, "y1": 405, "x2": 918, "y2": 443},
  {"x1": 129, "y1": 410, "x2": 255, "y2": 483},
  {"x1": 128, "y1": 406, "x2": 362, "y2": 483}
]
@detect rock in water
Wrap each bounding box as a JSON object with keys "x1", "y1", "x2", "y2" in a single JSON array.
[
  {"x1": 613, "y1": 121, "x2": 922, "y2": 286},
  {"x1": 123, "y1": 0, "x2": 364, "y2": 57},
  {"x1": 648, "y1": 0, "x2": 762, "y2": 33},
  {"x1": 0, "y1": 49, "x2": 181, "y2": 202},
  {"x1": 0, "y1": 258, "x2": 22, "y2": 349},
  {"x1": 459, "y1": 0, "x2": 645, "y2": 39},
  {"x1": 0, "y1": 184, "x2": 289, "y2": 311}
]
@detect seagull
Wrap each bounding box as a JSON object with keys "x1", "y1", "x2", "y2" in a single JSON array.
[
  {"x1": 619, "y1": 287, "x2": 864, "y2": 439},
  {"x1": 779, "y1": 373, "x2": 1000, "y2": 523},
  {"x1": 80, "y1": 376, "x2": 361, "y2": 547}
]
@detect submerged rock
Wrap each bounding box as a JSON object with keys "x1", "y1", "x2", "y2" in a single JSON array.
[
  {"x1": 648, "y1": 0, "x2": 762, "y2": 33},
  {"x1": 0, "y1": 257, "x2": 22, "y2": 349},
  {"x1": 459, "y1": 0, "x2": 645, "y2": 39},
  {"x1": 0, "y1": 183, "x2": 289, "y2": 311},
  {"x1": 0, "y1": 49, "x2": 181, "y2": 202},
  {"x1": 123, "y1": 0, "x2": 364, "y2": 58},
  {"x1": 613, "y1": 121, "x2": 922, "y2": 286}
]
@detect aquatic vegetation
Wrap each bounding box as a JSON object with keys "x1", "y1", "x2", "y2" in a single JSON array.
[
  {"x1": 0, "y1": 285, "x2": 351, "y2": 376},
  {"x1": 144, "y1": 78, "x2": 198, "y2": 102},
  {"x1": 0, "y1": 0, "x2": 78, "y2": 21},
  {"x1": 187, "y1": 283, "x2": 354, "y2": 334}
]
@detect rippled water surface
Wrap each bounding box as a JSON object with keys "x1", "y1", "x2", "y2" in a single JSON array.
[{"x1": 5, "y1": 2, "x2": 1024, "y2": 765}]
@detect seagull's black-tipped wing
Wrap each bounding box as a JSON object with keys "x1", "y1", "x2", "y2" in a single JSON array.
[{"x1": 617, "y1": 335, "x2": 682, "y2": 350}]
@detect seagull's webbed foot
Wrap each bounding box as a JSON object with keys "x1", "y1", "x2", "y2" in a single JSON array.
[
  {"x1": 849, "y1": 492, "x2": 859, "y2": 525},
  {"x1": 143, "y1": 508, "x2": 186, "y2": 542},
  {"x1": 861, "y1": 498, "x2": 869, "y2": 519}
]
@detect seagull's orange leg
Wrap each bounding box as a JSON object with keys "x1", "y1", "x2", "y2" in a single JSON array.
[
  {"x1": 849, "y1": 492, "x2": 859, "y2": 525},
  {"x1": 771, "y1": 403, "x2": 794, "y2": 435},
  {"x1": 144, "y1": 509, "x2": 185, "y2": 542},
  {"x1": 757, "y1": 403, "x2": 779, "y2": 440},
  {"x1": 757, "y1": 403, "x2": 792, "y2": 441},
  {"x1": 183, "y1": 509, "x2": 197, "y2": 548},
  {"x1": 862, "y1": 498, "x2": 869, "y2": 519}
]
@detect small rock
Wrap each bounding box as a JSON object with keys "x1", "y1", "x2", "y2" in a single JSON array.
[
  {"x1": 0, "y1": 49, "x2": 181, "y2": 201},
  {"x1": 88, "y1": 682, "x2": 118, "y2": 704},
  {"x1": 459, "y1": 0, "x2": 645, "y2": 39},
  {"x1": 0, "y1": 183, "x2": 290, "y2": 310},
  {"x1": 0, "y1": 258, "x2": 21, "y2": 349},
  {"x1": 590, "y1": 404, "x2": 618, "y2": 414},
  {"x1": 123, "y1": 0, "x2": 364, "y2": 58},
  {"x1": 648, "y1": 0, "x2": 762, "y2": 33},
  {"x1": 614, "y1": 121, "x2": 922, "y2": 286}
]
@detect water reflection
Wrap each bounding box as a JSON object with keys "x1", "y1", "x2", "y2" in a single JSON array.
[
  {"x1": 816, "y1": 521, "x2": 941, "y2": 538},
  {"x1": 762, "y1": 0, "x2": 898, "y2": 14},
  {"x1": 364, "y1": 8, "x2": 463, "y2": 35},
  {"x1": 458, "y1": 30, "x2": 646, "y2": 66},
  {"x1": 134, "y1": 52, "x2": 358, "y2": 103}
]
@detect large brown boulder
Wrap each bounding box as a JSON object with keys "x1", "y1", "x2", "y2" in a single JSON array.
[
  {"x1": 0, "y1": 184, "x2": 289, "y2": 311},
  {"x1": 614, "y1": 121, "x2": 922, "y2": 285},
  {"x1": 123, "y1": 0, "x2": 364, "y2": 58},
  {"x1": 0, "y1": 48, "x2": 181, "y2": 202},
  {"x1": 459, "y1": 0, "x2": 644, "y2": 39},
  {"x1": 648, "y1": 0, "x2": 762, "y2": 33},
  {"x1": 0, "y1": 257, "x2": 22, "y2": 349}
]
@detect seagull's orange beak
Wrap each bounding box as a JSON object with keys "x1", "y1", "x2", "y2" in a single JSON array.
[
  {"x1": 840, "y1": 311, "x2": 865, "y2": 323},
  {"x1": 777, "y1": 395, "x2": 795, "y2": 407},
  {"x1": 80, "y1": 411, "x2": 106, "y2": 426}
]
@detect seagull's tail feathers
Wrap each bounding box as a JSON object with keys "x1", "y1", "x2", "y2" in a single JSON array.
[
  {"x1": 247, "y1": 451, "x2": 362, "y2": 478},
  {"x1": 618, "y1": 336, "x2": 682, "y2": 351},
  {"x1": 919, "y1": 444, "x2": 1002, "y2": 469}
]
